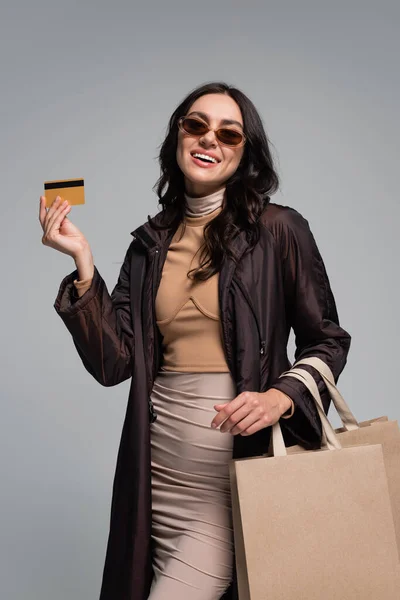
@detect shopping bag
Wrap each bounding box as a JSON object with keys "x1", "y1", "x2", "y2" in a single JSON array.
[
  {"x1": 230, "y1": 368, "x2": 400, "y2": 600},
  {"x1": 283, "y1": 357, "x2": 400, "y2": 558}
]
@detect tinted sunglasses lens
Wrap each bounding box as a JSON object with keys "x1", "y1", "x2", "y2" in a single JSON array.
[
  {"x1": 181, "y1": 117, "x2": 208, "y2": 135},
  {"x1": 217, "y1": 128, "x2": 244, "y2": 146}
]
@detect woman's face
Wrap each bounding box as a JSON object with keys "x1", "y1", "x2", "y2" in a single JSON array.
[{"x1": 176, "y1": 93, "x2": 245, "y2": 197}]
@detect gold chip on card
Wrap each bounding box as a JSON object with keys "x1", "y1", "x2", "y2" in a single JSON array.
[{"x1": 44, "y1": 178, "x2": 85, "y2": 208}]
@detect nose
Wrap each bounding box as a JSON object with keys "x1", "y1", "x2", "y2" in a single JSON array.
[{"x1": 199, "y1": 129, "x2": 218, "y2": 147}]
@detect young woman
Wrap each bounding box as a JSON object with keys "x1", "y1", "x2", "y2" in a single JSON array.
[{"x1": 39, "y1": 82, "x2": 351, "y2": 600}]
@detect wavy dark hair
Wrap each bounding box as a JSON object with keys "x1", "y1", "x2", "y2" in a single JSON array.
[{"x1": 150, "y1": 82, "x2": 279, "y2": 281}]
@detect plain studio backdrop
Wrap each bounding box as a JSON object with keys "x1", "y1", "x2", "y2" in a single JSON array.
[{"x1": 1, "y1": 1, "x2": 399, "y2": 598}]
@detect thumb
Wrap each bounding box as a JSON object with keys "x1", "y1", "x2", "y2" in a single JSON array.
[{"x1": 214, "y1": 402, "x2": 228, "y2": 410}]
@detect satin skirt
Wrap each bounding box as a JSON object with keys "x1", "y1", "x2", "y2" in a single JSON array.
[{"x1": 148, "y1": 371, "x2": 236, "y2": 600}]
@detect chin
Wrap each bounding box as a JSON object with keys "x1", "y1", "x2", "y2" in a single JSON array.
[
  {"x1": 187, "y1": 166, "x2": 222, "y2": 182},
  {"x1": 178, "y1": 159, "x2": 227, "y2": 194},
  {"x1": 187, "y1": 174, "x2": 221, "y2": 189}
]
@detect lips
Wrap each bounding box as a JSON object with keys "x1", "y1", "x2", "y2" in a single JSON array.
[
  {"x1": 190, "y1": 150, "x2": 221, "y2": 163},
  {"x1": 191, "y1": 154, "x2": 219, "y2": 169}
]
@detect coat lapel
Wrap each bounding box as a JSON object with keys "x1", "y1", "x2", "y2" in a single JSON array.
[
  {"x1": 218, "y1": 232, "x2": 250, "y2": 375},
  {"x1": 130, "y1": 215, "x2": 178, "y2": 407}
]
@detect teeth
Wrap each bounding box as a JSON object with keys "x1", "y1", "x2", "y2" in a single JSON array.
[{"x1": 192, "y1": 153, "x2": 217, "y2": 164}]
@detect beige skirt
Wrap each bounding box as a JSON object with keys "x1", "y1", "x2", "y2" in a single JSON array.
[{"x1": 149, "y1": 371, "x2": 236, "y2": 600}]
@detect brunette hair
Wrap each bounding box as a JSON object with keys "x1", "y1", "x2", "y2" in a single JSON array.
[{"x1": 151, "y1": 82, "x2": 279, "y2": 281}]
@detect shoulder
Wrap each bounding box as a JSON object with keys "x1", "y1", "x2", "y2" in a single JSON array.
[
  {"x1": 148, "y1": 209, "x2": 168, "y2": 226},
  {"x1": 260, "y1": 202, "x2": 310, "y2": 233},
  {"x1": 129, "y1": 208, "x2": 172, "y2": 250},
  {"x1": 131, "y1": 208, "x2": 167, "y2": 233},
  {"x1": 259, "y1": 202, "x2": 316, "y2": 257}
]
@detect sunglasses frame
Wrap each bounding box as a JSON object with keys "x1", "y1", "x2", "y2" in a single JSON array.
[{"x1": 178, "y1": 116, "x2": 246, "y2": 148}]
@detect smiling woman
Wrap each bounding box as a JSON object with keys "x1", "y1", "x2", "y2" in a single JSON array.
[{"x1": 41, "y1": 81, "x2": 351, "y2": 600}]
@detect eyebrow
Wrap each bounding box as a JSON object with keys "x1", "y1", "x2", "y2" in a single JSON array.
[{"x1": 187, "y1": 111, "x2": 244, "y2": 129}]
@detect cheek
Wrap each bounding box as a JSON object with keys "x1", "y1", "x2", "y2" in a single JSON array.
[
  {"x1": 176, "y1": 135, "x2": 190, "y2": 169},
  {"x1": 226, "y1": 149, "x2": 244, "y2": 173},
  {"x1": 176, "y1": 137, "x2": 185, "y2": 171}
]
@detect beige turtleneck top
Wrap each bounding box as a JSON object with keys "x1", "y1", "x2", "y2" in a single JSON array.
[{"x1": 156, "y1": 188, "x2": 228, "y2": 372}]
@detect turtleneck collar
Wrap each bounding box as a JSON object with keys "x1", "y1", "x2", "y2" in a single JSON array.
[{"x1": 184, "y1": 187, "x2": 226, "y2": 217}]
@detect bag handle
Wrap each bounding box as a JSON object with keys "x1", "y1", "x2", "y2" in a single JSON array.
[
  {"x1": 272, "y1": 367, "x2": 343, "y2": 456},
  {"x1": 289, "y1": 357, "x2": 359, "y2": 432}
]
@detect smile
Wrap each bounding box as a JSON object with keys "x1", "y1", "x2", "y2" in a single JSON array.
[{"x1": 190, "y1": 152, "x2": 220, "y2": 168}]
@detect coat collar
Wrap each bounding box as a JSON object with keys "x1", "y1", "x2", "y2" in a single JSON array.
[
  {"x1": 130, "y1": 211, "x2": 173, "y2": 252},
  {"x1": 131, "y1": 209, "x2": 250, "y2": 259}
]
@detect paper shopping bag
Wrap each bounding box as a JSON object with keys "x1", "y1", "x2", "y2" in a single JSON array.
[
  {"x1": 283, "y1": 357, "x2": 400, "y2": 558},
  {"x1": 230, "y1": 371, "x2": 400, "y2": 599}
]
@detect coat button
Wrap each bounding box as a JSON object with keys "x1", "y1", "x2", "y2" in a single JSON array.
[{"x1": 260, "y1": 341, "x2": 266, "y2": 355}]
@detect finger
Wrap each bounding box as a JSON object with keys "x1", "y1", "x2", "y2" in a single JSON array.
[
  {"x1": 44, "y1": 194, "x2": 61, "y2": 215},
  {"x1": 241, "y1": 414, "x2": 275, "y2": 436},
  {"x1": 60, "y1": 205, "x2": 72, "y2": 225},
  {"x1": 220, "y1": 404, "x2": 254, "y2": 433},
  {"x1": 39, "y1": 196, "x2": 47, "y2": 228},
  {"x1": 240, "y1": 419, "x2": 266, "y2": 437},
  {"x1": 211, "y1": 393, "x2": 247, "y2": 429},
  {"x1": 231, "y1": 412, "x2": 261, "y2": 436},
  {"x1": 214, "y1": 402, "x2": 228, "y2": 410},
  {"x1": 43, "y1": 195, "x2": 63, "y2": 228},
  {"x1": 239, "y1": 417, "x2": 265, "y2": 436},
  {"x1": 45, "y1": 200, "x2": 69, "y2": 233},
  {"x1": 42, "y1": 203, "x2": 70, "y2": 245}
]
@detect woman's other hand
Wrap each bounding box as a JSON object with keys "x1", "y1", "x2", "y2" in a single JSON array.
[{"x1": 211, "y1": 389, "x2": 294, "y2": 435}]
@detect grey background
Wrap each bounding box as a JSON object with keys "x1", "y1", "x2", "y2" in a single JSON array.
[{"x1": 1, "y1": 1, "x2": 399, "y2": 598}]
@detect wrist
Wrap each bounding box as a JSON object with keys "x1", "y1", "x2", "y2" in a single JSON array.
[
  {"x1": 73, "y1": 247, "x2": 94, "y2": 281},
  {"x1": 280, "y1": 394, "x2": 295, "y2": 419},
  {"x1": 262, "y1": 388, "x2": 294, "y2": 418}
]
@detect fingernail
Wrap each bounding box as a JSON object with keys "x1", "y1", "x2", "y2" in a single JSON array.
[{"x1": 211, "y1": 423, "x2": 217, "y2": 429}]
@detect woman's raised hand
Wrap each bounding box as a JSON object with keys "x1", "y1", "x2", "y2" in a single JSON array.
[{"x1": 39, "y1": 195, "x2": 90, "y2": 259}]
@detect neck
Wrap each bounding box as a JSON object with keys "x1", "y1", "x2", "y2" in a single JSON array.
[{"x1": 184, "y1": 187, "x2": 226, "y2": 217}]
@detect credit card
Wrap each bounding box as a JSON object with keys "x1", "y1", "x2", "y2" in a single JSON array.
[{"x1": 44, "y1": 178, "x2": 85, "y2": 208}]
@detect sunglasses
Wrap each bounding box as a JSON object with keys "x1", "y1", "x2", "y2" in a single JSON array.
[{"x1": 178, "y1": 116, "x2": 246, "y2": 148}]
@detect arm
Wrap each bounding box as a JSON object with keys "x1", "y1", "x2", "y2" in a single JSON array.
[
  {"x1": 54, "y1": 243, "x2": 135, "y2": 387},
  {"x1": 269, "y1": 208, "x2": 351, "y2": 448}
]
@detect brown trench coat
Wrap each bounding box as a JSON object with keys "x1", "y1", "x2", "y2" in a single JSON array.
[{"x1": 54, "y1": 202, "x2": 351, "y2": 600}]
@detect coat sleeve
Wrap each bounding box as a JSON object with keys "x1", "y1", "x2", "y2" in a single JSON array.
[
  {"x1": 53, "y1": 243, "x2": 135, "y2": 387},
  {"x1": 269, "y1": 207, "x2": 351, "y2": 448}
]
